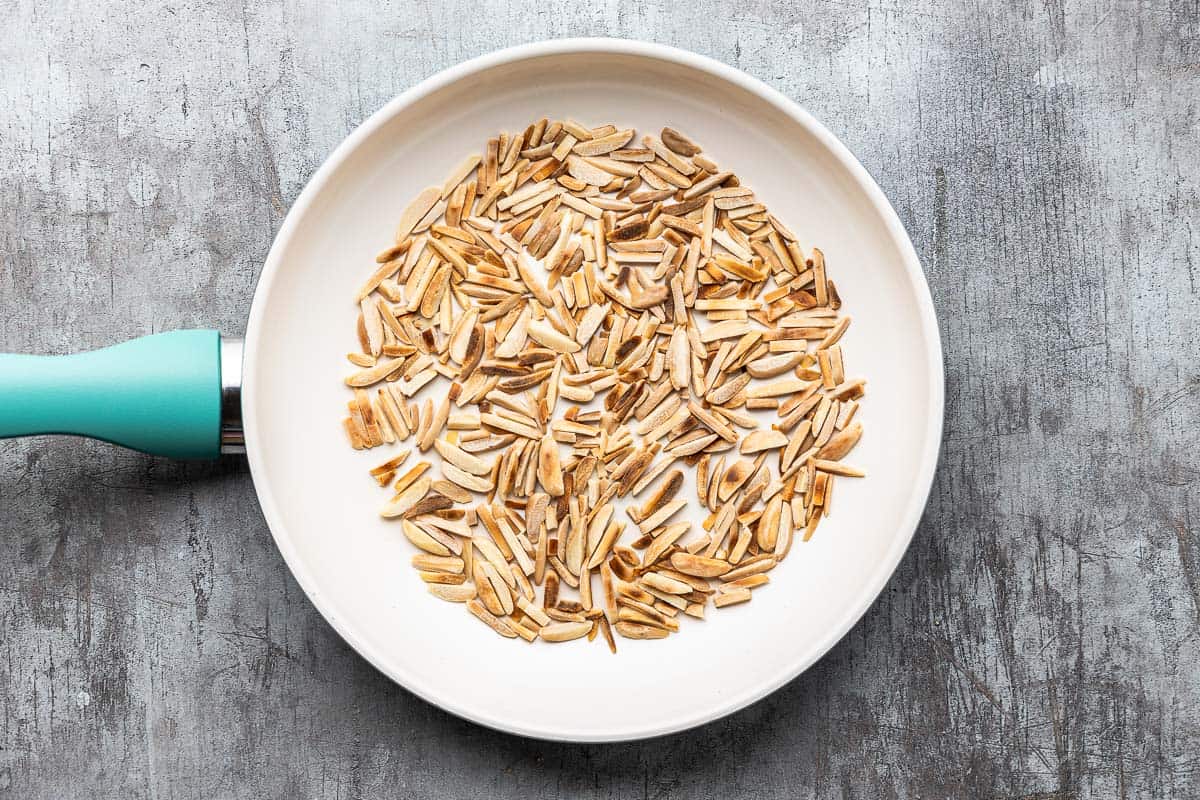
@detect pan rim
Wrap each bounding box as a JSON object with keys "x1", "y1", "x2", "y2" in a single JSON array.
[{"x1": 242, "y1": 37, "x2": 944, "y2": 742}]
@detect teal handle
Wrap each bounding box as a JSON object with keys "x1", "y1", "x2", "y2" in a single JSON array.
[{"x1": 0, "y1": 330, "x2": 223, "y2": 459}]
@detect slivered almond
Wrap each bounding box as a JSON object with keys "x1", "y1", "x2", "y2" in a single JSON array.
[
  {"x1": 713, "y1": 588, "x2": 752, "y2": 608},
  {"x1": 345, "y1": 358, "x2": 405, "y2": 388},
  {"x1": 575, "y1": 303, "x2": 608, "y2": 346},
  {"x1": 467, "y1": 599, "x2": 519, "y2": 637},
  {"x1": 670, "y1": 552, "x2": 731, "y2": 577},
  {"x1": 380, "y1": 477, "x2": 431, "y2": 518},
  {"x1": 401, "y1": 518, "x2": 450, "y2": 556},
  {"x1": 587, "y1": 518, "x2": 624, "y2": 570},
  {"x1": 478, "y1": 562, "x2": 515, "y2": 615},
  {"x1": 539, "y1": 620, "x2": 593, "y2": 642},
  {"x1": 566, "y1": 155, "x2": 615, "y2": 186},
  {"x1": 721, "y1": 556, "x2": 778, "y2": 582},
  {"x1": 641, "y1": 572, "x2": 692, "y2": 595},
  {"x1": 443, "y1": 462, "x2": 494, "y2": 493},
  {"x1": 813, "y1": 459, "x2": 865, "y2": 478},
  {"x1": 746, "y1": 352, "x2": 805, "y2": 378},
  {"x1": 816, "y1": 422, "x2": 863, "y2": 460},
  {"x1": 573, "y1": 129, "x2": 635, "y2": 156},
  {"x1": 441, "y1": 154, "x2": 481, "y2": 198},
  {"x1": 718, "y1": 459, "x2": 755, "y2": 502},
  {"x1": 644, "y1": 521, "x2": 690, "y2": 566},
  {"x1": 740, "y1": 429, "x2": 788, "y2": 454},
  {"x1": 537, "y1": 434, "x2": 565, "y2": 496},
  {"x1": 706, "y1": 372, "x2": 751, "y2": 406},
  {"x1": 412, "y1": 553, "x2": 464, "y2": 573},
  {"x1": 527, "y1": 320, "x2": 581, "y2": 353},
  {"x1": 668, "y1": 327, "x2": 690, "y2": 391},
  {"x1": 614, "y1": 621, "x2": 669, "y2": 640},
  {"x1": 481, "y1": 413, "x2": 541, "y2": 440},
  {"x1": 661, "y1": 127, "x2": 701, "y2": 156},
  {"x1": 429, "y1": 583, "x2": 476, "y2": 602},
  {"x1": 434, "y1": 439, "x2": 491, "y2": 476},
  {"x1": 747, "y1": 377, "x2": 809, "y2": 398},
  {"x1": 686, "y1": 401, "x2": 738, "y2": 442},
  {"x1": 395, "y1": 186, "x2": 441, "y2": 243},
  {"x1": 638, "y1": 497, "x2": 687, "y2": 534}
]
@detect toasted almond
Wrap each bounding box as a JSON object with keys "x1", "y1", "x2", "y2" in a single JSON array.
[
  {"x1": 536, "y1": 434, "x2": 565, "y2": 496},
  {"x1": 573, "y1": 129, "x2": 635, "y2": 156},
  {"x1": 527, "y1": 320, "x2": 581, "y2": 353},
  {"x1": 614, "y1": 621, "x2": 670, "y2": 640},
  {"x1": 441, "y1": 154, "x2": 481, "y2": 198},
  {"x1": 412, "y1": 553, "x2": 464, "y2": 573},
  {"x1": 816, "y1": 422, "x2": 863, "y2": 460},
  {"x1": 638, "y1": 469, "x2": 683, "y2": 521},
  {"x1": 440, "y1": 461, "x2": 492, "y2": 493},
  {"x1": 467, "y1": 599, "x2": 519, "y2": 637},
  {"x1": 669, "y1": 552, "x2": 731, "y2": 577},
  {"x1": 539, "y1": 620, "x2": 593, "y2": 642},
  {"x1": 746, "y1": 352, "x2": 806, "y2": 378},
  {"x1": 713, "y1": 587, "x2": 752, "y2": 608},
  {"x1": 637, "y1": 497, "x2": 687, "y2": 535},
  {"x1": 429, "y1": 583, "x2": 476, "y2": 602},
  {"x1": 395, "y1": 186, "x2": 441, "y2": 243},
  {"x1": 481, "y1": 413, "x2": 541, "y2": 440},
  {"x1": 380, "y1": 476, "x2": 432, "y2": 518},
  {"x1": 643, "y1": 521, "x2": 690, "y2": 567},
  {"x1": 565, "y1": 155, "x2": 614, "y2": 186},
  {"x1": 641, "y1": 571, "x2": 693, "y2": 595},
  {"x1": 667, "y1": 327, "x2": 691, "y2": 391},
  {"x1": 717, "y1": 459, "x2": 755, "y2": 502},
  {"x1": 740, "y1": 429, "x2": 788, "y2": 454},
  {"x1": 478, "y1": 561, "x2": 515, "y2": 615},
  {"x1": 434, "y1": 438, "x2": 491, "y2": 476},
  {"x1": 813, "y1": 459, "x2": 865, "y2": 478},
  {"x1": 721, "y1": 555, "x2": 778, "y2": 582},
  {"x1": 345, "y1": 358, "x2": 406, "y2": 388},
  {"x1": 705, "y1": 372, "x2": 751, "y2": 406},
  {"x1": 401, "y1": 518, "x2": 450, "y2": 555},
  {"x1": 747, "y1": 377, "x2": 810, "y2": 399},
  {"x1": 661, "y1": 127, "x2": 701, "y2": 156},
  {"x1": 756, "y1": 494, "x2": 783, "y2": 551}
]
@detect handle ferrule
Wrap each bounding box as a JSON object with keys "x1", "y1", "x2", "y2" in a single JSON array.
[{"x1": 220, "y1": 337, "x2": 245, "y2": 454}]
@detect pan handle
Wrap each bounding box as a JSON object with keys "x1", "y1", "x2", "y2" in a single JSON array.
[{"x1": 0, "y1": 330, "x2": 243, "y2": 459}]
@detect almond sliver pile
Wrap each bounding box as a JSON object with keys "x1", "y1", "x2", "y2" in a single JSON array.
[{"x1": 341, "y1": 119, "x2": 865, "y2": 651}]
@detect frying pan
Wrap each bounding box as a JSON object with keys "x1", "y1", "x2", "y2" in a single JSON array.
[{"x1": 0, "y1": 39, "x2": 943, "y2": 741}]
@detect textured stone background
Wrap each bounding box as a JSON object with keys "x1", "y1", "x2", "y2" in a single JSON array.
[{"x1": 2, "y1": 1, "x2": 1198, "y2": 797}]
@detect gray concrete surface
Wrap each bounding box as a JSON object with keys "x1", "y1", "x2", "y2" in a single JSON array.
[{"x1": 2, "y1": 1, "x2": 1198, "y2": 797}]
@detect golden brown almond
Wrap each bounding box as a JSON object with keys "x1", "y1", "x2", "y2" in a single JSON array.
[
  {"x1": 713, "y1": 587, "x2": 752, "y2": 608},
  {"x1": 816, "y1": 422, "x2": 863, "y2": 461},
  {"x1": 614, "y1": 621, "x2": 670, "y2": 640},
  {"x1": 380, "y1": 476, "x2": 432, "y2": 519},
  {"x1": 429, "y1": 583, "x2": 476, "y2": 602},
  {"x1": 740, "y1": 429, "x2": 788, "y2": 454},
  {"x1": 467, "y1": 599, "x2": 519, "y2": 637},
  {"x1": 539, "y1": 620, "x2": 593, "y2": 642},
  {"x1": 395, "y1": 186, "x2": 441, "y2": 242},
  {"x1": 669, "y1": 552, "x2": 731, "y2": 577},
  {"x1": 401, "y1": 518, "x2": 451, "y2": 556},
  {"x1": 660, "y1": 127, "x2": 701, "y2": 156},
  {"x1": 537, "y1": 434, "x2": 565, "y2": 496}
]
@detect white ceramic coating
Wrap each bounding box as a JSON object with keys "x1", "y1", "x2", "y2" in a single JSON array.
[{"x1": 243, "y1": 39, "x2": 943, "y2": 742}]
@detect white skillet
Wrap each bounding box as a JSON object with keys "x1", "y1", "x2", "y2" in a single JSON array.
[
  {"x1": 2, "y1": 39, "x2": 943, "y2": 741},
  {"x1": 245, "y1": 39, "x2": 942, "y2": 741}
]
